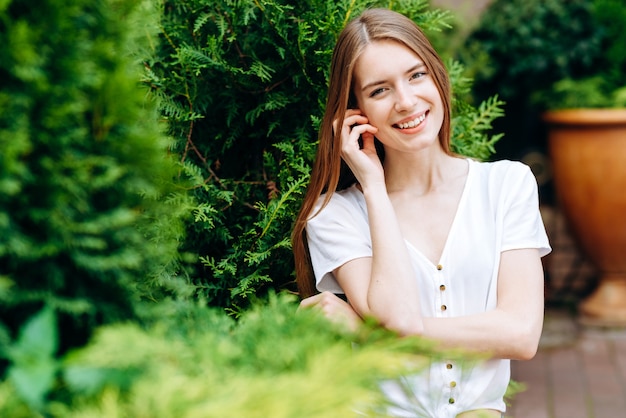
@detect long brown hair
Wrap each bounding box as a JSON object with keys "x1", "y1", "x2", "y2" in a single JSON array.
[{"x1": 291, "y1": 8, "x2": 452, "y2": 298}]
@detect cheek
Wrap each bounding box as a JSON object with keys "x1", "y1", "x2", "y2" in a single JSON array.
[
  {"x1": 427, "y1": 84, "x2": 444, "y2": 106},
  {"x1": 361, "y1": 102, "x2": 388, "y2": 122}
]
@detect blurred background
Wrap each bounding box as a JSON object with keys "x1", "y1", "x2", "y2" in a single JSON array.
[
  {"x1": 434, "y1": 0, "x2": 626, "y2": 313},
  {"x1": 2, "y1": 0, "x2": 626, "y2": 415}
]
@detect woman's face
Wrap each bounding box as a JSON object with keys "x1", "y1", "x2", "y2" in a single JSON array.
[{"x1": 352, "y1": 39, "x2": 444, "y2": 155}]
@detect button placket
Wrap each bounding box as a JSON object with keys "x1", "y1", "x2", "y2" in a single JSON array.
[
  {"x1": 448, "y1": 379, "x2": 458, "y2": 405},
  {"x1": 436, "y1": 263, "x2": 448, "y2": 316},
  {"x1": 437, "y1": 262, "x2": 459, "y2": 413},
  {"x1": 441, "y1": 360, "x2": 458, "y2": 412},
  {"x1": 436, "y1": 261, "x2": 456, "y2": 410}
]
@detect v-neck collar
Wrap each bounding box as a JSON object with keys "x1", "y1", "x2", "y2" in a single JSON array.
[{"x1": 403, "y1": 158, "x2": 473, "y2": 268}]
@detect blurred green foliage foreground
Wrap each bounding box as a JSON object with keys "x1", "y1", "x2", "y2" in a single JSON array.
[{"x1": 0, "y1": 0, "x2": 504, "y2": 415}]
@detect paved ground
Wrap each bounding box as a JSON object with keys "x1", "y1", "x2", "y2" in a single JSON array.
[
  {"x1": 508, "y1": 310, "x2": 626, "y2": 418},
  {"x1": 506, "y1": 204, "x2": 626, "y2": 418}
]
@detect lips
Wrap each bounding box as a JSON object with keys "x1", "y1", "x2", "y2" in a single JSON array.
[{"x1": 394, "y1": 112, "x2": 427, "y2": 129}]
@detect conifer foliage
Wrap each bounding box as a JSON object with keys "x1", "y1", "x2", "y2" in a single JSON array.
[
  {"x1": 148, "y1": 0, "x2": 503, "y2": 313},
  {"x1": 0, "y1": 0, "x2": 507, "y2": 415},
  {"x1": 0, "y1": 0, "x2": 188, "y2": 354}
]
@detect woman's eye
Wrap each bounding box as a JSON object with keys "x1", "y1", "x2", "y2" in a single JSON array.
[
  {"x1": 411, "y1": 71, "x2": 427, "y2": 80},
  {"x1": 369, "y1": 88, "x2": 385, "y2": 98}
]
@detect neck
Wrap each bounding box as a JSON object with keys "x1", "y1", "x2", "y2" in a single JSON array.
[{"x1": 383, "y1": 149, "x2": 465, "y2": 196}]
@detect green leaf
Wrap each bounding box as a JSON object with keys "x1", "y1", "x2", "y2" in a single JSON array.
[
  {"x1": 63, "y1": 366, "x2": 137, "y2": 396},
  {"x1": 8, "y1": 360, "x2": 57, "y2": 410},
  {"x1": 6, "y1": 306, "x2": 59, "y2": 410},
  {"x1": 14, "y1": 306, "x2": 58, "y2": 359}
]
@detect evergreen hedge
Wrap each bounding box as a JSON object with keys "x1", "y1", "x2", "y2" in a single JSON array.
[
  {"x1": 1, "y1": 294, "x2": 456, "y2": 417},
  {"x1": 0, "y1": 0, "x2": 507, "y2": 414},
  {"x1": 460, "y1": 0, "x2": 602, "y2": 160},
  {"x1": 149, "y1": 0, "x2": 504, "y2": 314},
  {"x1": 0, "y1": 0, "x2": 190, "y2": 355}
]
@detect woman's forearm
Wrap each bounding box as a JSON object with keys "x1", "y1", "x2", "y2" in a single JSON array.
[
  {"x1": 423, "y1": 249, "x2": 545, "y2": 360},
  {"x1": 361, "y1": 183, "x2": 424, "y2": 335},
  {"x1": 422, "y1": 308, "x2": 543, "y2": 360}
]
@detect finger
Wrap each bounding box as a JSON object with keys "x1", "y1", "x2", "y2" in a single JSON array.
[
  {"x1": 335, "y1": 115, "x2": 367, "y2": 137},
  {"x1": 360, "y1": 130, "x2": 378, "y2": 152},
  {"x1": 341, "y1": 124, "x2": 378, "y2": 152},
  {"x1": 334, "y1": 109, "x2": 366, "y2": 132},
  {"x1": 299, "y1": 293, "x2": 322, "y2": 309},
  {"x1": 343, "y1": 114, "x2": 369, "y2": 130}
]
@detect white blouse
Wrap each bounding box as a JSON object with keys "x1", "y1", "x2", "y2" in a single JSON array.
[{"x1": 305, "y1": 158, "x2": 551, "y2": 417}]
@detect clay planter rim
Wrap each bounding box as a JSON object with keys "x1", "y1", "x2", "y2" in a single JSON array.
[{"x1": 542, "y1": 108, "x2": 626, "y2": 126}]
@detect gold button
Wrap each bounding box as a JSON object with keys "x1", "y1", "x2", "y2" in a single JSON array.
[
  {"x1": 449, "y1": 398, "x2": 455, "y2": 404},
  {"x1": 441, "y1": 304, "x2": 447, "y2": 311},
  {"x1": 440, "y1": 284, "x2": 446, "y2": 291},
  {"x1": 450, "y1": 381, "x2": 457, "y2": 388},
  {"x1": 446, "y1": 363, "x2": 453, "y2": 369},
  {"x1": 437, "y1": 264, "x2": 443, "y2": 270}
]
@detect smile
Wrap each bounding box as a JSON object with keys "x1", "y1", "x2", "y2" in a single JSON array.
[{"x1": 395, "y1": 113, "x2": 426, "y2": 129}]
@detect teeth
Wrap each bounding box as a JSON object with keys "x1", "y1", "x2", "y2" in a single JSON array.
[{"x1": 397, "y1": 114, "x2": 426, "y2": 129}]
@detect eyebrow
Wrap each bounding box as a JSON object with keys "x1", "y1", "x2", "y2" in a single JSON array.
[{"x1": 360, "y1": 62, "x2": 427, "y2": 92}]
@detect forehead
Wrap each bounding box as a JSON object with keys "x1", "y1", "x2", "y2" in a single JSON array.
[{"x1": 353, "y1": 39, "x2": 422, "y2": 85}]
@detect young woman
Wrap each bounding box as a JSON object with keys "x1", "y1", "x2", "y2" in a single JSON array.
[{"x1": 291, "y1": 8, "x2": 551, "y2": 418}]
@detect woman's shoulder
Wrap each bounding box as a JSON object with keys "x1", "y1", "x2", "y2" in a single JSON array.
[
  {"x1": 310, "y1": 184, "x2": 366, "y2": 221},
  {"x1": 467, "y1": 159, "x2": 537, "y2": 202},
  {"x1": 470, "y1": 158, "x2": 530, "y2": 176},
  {"x1": 469, "y1": 158, "x2": 533, "y2": 185}
]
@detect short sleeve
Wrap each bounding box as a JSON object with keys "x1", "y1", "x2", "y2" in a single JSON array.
[
  {"x1": 305, "y1": 190, "x2": 372, "y2": 293},
  {"x1": 500, "y1": 163, "x2": 551, "y2": 257}
]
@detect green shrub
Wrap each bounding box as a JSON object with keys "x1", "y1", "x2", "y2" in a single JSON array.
[
  {"x1": 460, "y1": 0, "x2": 604, "y2": 159},
  {"x1": 0, "y1": 0, "x2": 192, "y2": 357},
  {"x1": 594, "y1": 0, "x2": 626, "y2": 84},
  {"x1": 0, "y1": 294, "x2": 455, "y2": 417},
  {"x1": 0, "y1": 0, "x2": 507, "y2": 414},
  {"x1": 534, "y1": 0, "x2": 626, "y2": 109},
  {"x1": 148, "y1": 0, "x2": 504, "y2": 314},
  {"x1": 464, "y1": 0, "x2": 601, "y2": 104}
]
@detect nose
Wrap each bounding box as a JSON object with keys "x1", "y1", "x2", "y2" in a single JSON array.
[{"x1": 394, "y1": 84, "x2": 416, "y2": 112}]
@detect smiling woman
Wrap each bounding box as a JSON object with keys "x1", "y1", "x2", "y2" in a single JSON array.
[
  {"x1": 351, "y1": 40, "x2": 444, "y2": 154},
  {"x1": 292, "y1": 8, "x2": 551, "y2": 418}
]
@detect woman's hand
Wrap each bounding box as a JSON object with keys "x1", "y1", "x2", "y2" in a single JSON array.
[
  {"x1": 334, "y1": 109, "x2": 383, "y2": 188},
  {"x1": 299, "y1": 291, "x2": 363, "y2": 332}
]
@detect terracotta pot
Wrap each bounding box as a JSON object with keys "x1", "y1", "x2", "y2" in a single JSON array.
[{"x1": 543, "y1": 108, "x2": 626, "y2": 326}]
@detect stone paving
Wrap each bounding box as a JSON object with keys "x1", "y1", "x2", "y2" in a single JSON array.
[
  {"x1": 507, "y1": 205, "x2": 626, "y2": 418},
  {"x1": 508, "y1": 312, "x2": 626, "y2": 418}
]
